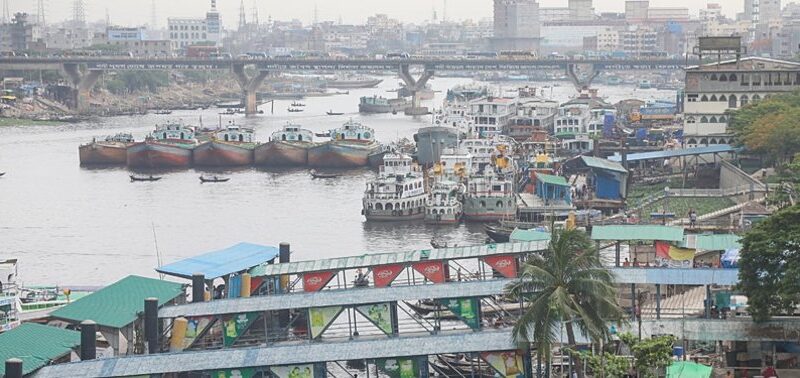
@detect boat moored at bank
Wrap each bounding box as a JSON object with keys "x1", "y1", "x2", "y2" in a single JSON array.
[
  {"x1": 358, "y1": 95, "x2": 410, "y2": 114},
  {"x1": 126, "y1": 122, "x2": 197, "y2": 169},
  {"x1": 363, "y1": 153, "x2": 427, "y2": 221},
  {"x1": 308, "y1": 120, "x2": 381, "y2": 168},
  {"x1": 79, "y1": 133, "x2": 135, "y2": 165},
  {"x1": 193, "y1": 122, "x2": 256, "y2": 167},
  {"x1": 425, "y1": 178, "x2": 464, "y2": 224},
  {"x1": 255, "y1": 123, "x2": 315, "y2": 167}
]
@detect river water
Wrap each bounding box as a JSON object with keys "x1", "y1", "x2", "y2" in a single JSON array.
[{"x1": 0, "y1": 76, "x2": 674, "y2": 286}]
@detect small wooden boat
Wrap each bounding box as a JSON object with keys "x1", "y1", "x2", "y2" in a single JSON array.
[
  {"x1": 199, "y1": 175, "x2": 230, "y2": 183},
  {"x1": 0, "y1": 172, "x2": 5, "y2": 177},
  {"x1": 153, "y1": 109, "x2": 173, "y2": 115},
  {"x1": 484, "y1": 224, "x2": 512, "y2": 243},
  {"x1": 326, "y1": 110, "x2": 344, "y2": 116},
  {"x1": 130, "y1": 175, "x2": 162, "y2": 182},
  {"x1": 287, "y1": 107, "x2": 304, "y2": 113},
  {"x1": 291, "y1": 101, "x2": 306, "y2": 107},
  {"x1": 309, "y1": 169, "x2": 340, "y2": 179}
]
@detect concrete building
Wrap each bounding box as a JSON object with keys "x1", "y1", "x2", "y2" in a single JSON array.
[
  {"x1": 625, "y1": 1, "x2": 650, "y2": 23},
  {"x1": 541, "y1": 22, "x2": 620, "y2": 50},
  {"x1": 97, "y1": 27, "x2": 172, "y2": 57},
  {"x1": 700, "y1": 3, "x2": 723, "y2": 22},
  {"x1": 569, "y1": 0, "x2": 594, "y2": 21},
  {"x1": 539, "y1": 7, "x2": 571, "y2": 22},
  {"x1": 744, "y1": 0, "x2": 781, "y2": 23},
  {"x1": 620, "y1": 26, "x2": 658, "y2": 56},
  {"x1": 167, "y1": 0, "x2": 222, "y2": 51},
  {"x1": 682, "y1": 57, "x2": 800, "y2": 147},
  {"x1": 491, "y1": 0, "x2": 541, "y2": 52},
  {"x1": 0, "y1": 13, "x2": 41, "y2": 52},
  {"x1": 469, "y1": 97, "x2": 516, "y2": 136},
  {"x1": 625, "y1": 1, "x2": 688, "y2": 23}
]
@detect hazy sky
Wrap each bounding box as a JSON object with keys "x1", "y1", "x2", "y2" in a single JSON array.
[{"x1": 11, "y1": 0, "x2": 755, "y2": 28}]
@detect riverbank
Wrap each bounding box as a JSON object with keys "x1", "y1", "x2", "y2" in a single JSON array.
[{"x1": 0, "y1": 117, "x2": 64, "y2": 127}]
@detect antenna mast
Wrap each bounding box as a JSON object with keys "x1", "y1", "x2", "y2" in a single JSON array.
[
  {"x1": 238, "y1": 0, "x2": 246, "y2": 30},
  {"x1": 72, "y1": 0, "x2": 86, "y2": 27},
  {"x1": 37, "y1": 0, "x2": 45, "y2": 27}
]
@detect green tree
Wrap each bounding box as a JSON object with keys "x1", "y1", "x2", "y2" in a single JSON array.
[
  {"x1": 738, "y1": 204, "x2": 800, "y2": 322},
  {"x1": 505, "y1": 229, "x2": 625, "y2": 378},
  {"x1": 730, "y1": 91, "x2": 800, "y2": 167},
  {"x1": 619, "y1": 332, "x2": 675, "y2": 378},
  {"x1": 566, "y1": 349, "x2": 630, "y2": 378}
]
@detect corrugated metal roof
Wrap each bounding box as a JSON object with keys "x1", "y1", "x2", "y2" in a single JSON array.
[
  {"x1": 580, "y1": 156, "x2": 628, "y2": 173},
  {"x1": 693, "y1": 234, "x2": 742, "y2": 251},
  {"x1": 249, "y1": 241, "x2": 549, "y2": 277},
  {"x1": 591, "y1": 225, "x2": 684, "y2": 241},
  {"x1": 50, "y1": 275, "x2": 185, "y2": 329},
  {"x1": 608, "y1": 145, "x2": 734, "y2": 163},
  {"x1": 536, "y1": 173, "x2": 569, "y2": 186},
  {"x1": 160, "y1": 279, "x2": 510, "y2": 318},
  {"x1": 156, "y1": 242, "x2": 279, "y2": 279},
  {"x1": 32, "y1": 331, "x2": 519, "y2": 378},
  {"x1": 510, "y1": 229, "x2": 552, "y2": 242},
  {"x1": 0, "y1": 323, "x2": 80, "y2": 376},
  {"x1": 609, "y1": 267, "x2": 739, "y2": 285}
]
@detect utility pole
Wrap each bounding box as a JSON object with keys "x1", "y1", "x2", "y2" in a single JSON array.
[
  {"x1": 251, "y1": 0, "x2": 258, "y2": 28},
  {"x1": 1, "y1": 0, "x2": 9, "y2": 24},
  {"x1": 37, "y1": 0, "x2": 45, "y2": 27},
  {"x1": 238, "y1": 0, "x2": 246, "y2": 31}
]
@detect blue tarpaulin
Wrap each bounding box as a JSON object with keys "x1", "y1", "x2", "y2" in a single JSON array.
[{"x1": 156, "y1": 242, "x2": 279, "y2": 279}]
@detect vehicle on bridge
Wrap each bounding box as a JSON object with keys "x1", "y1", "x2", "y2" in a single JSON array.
[
  {"x1": 386, "y1": 52, "x2": 410, "y2": 59},
  {"x1": 466, "y1": 51, "x2": 499, "y2": 59},
  {"x1": 499, "y1": 50, "x2": 537, "y2": 60}
]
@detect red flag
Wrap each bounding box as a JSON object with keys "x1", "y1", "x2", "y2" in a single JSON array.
[
  {"x1": 303, "y1": 270, "x2": 336, "y2": 292},
  {"x1": 484, "y1": 255, "x2": 518, "y2": 278},
  {"x1": 373, "y1": 264, "x2": 405, "y2": 287},
  {"x1": 412, "y1": 261, "x2": 447, "y2": 283}
]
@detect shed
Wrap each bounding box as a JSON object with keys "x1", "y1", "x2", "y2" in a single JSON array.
[
  {"x1": 510, "y1": 229, "x2": 552, "y2": 243},
  {"x1": 591, "y1": 225, "x2": 685, "y2": 242},
  {"x1": 0, "y1": 323, "x2": 80, "y2": 376},
  {"x1": 563, "y1": 155, "x2": 628, "y2": 200},
  {"x1": 49, "y1": 275, "x2": 185, "y2": 355},
  {"x1": 156, "y1": 242, "x2": 279, "y2": 280},
  {"x1": 534, "y1": 173, "x2": 571, "y2": 204}
]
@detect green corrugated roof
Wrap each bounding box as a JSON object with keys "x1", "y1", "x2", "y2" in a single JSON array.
[
  {"x1": 581, "y1": 156, "x2": 628, "y2": 173},
  {"x1": 693, "y1": 234, "x2": 742, "y2": 251},
  {"x1": 510, "y1": 229, "x2": 552, "y2": 242},
  {"x1": 50, "y1": 275, "x2": 185, "y2": 329},
  {"x1": 0, "y1": 323, "x2": 80, "y2": 376},
  {"x1": 591, "y1": 225, "x2": 684, "y2": 241},
  {"x1": 536, "y1": 173, "x2": 570, "y2": 187}
]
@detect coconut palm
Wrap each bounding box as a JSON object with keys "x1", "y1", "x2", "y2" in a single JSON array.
[{"x1": 505, "y1": 229, "x2": 625, "y2": 378}]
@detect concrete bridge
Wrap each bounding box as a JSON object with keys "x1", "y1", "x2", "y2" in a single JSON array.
[{"x1": 0, "y1": 57, "x2": 695, "y2": 115}]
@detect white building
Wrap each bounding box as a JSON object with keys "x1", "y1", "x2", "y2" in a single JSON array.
[
  {"x1": 469, "y1": 97, "x2": 516, "y2": 136},
  {"x1": 682, "y1": 57, "x2": 800, "y2": 146},
  {"x1": 167, "y1": 0, "x2": 221, "y2": 50}
]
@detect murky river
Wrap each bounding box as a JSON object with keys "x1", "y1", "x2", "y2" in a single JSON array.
[{"x1": 0, "y1": 76, "x2": 674, "y2": 285}]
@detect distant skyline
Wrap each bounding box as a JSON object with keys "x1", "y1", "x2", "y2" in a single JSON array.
[{"x1": 5, "y1": 0, "x2": 770, "y2": 28}]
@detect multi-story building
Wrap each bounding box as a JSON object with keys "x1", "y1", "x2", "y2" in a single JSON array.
[
  {"x1": 700, "y1": 3, "x2": 723, "y2": 22},
  {"x1": 167, "y1": 0, "x2": 222, "y2": 51},
  {"x1": 596, "y1": 27, "x2": 620, "y2": 51},
  {"x1": 539, "y1": 7, "x2": 571, "y2": 22},
  {"x1": 1, "y1": 13, "x2": 41, "y2": 51},
  {"x1": 554, "y1": 91, "x2": 614, "y2": 151},
  {"x1": 625, "y1": 1, "x2": 650, "y2": 23},
  {"x1": 469, "y1": 97, "x2": 516, "y2": 136},
  {"x1": 505, "y1": 88, "x2": 559, "y2": 140},
  {"x1": 491, "y1": 0, "x2": 541, "y2": 52},
  {"x1": 744, "y1": 0, "x2": 782, "y2": 24},
  {"x1": 625, "y1": 1, "x2": 689, "y2": 23},
  {"x1": 620, "y1": 26, "x2": 658, "y2": 56},
  {"x1": 682, "y1": 56, "x2": 800, "y2": 147},
  {"x1": 568, "y1": 0, "x2": 594, "y2": 21},
  {"x1": 96, "y1": 27, "x2": 172, "y2": 56}
]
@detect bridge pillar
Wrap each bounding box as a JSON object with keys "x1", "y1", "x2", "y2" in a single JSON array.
[
  {"x1": 62, "y1": 63, "x2": 103, "y2": 113},
  {"x1": 398, "y1": 64, "x2": 434, "y2": 116},
  {"x1": 566, "y1": 63, "x2": 601, "y2": 92},
  {"x1": 232, "y1": 63, "x2": 269, "y2": 115}
]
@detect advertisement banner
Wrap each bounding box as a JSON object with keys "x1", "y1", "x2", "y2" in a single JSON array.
[
  {"x1": 440, "y1": 297, "x2": 481, "y2": 330},
  {"x1": 375, "y1": 357, "x2": 421, "y2": 378},
  {"x1": 182, "y1": 316, "x2": 213, "y2": 349},
  {"x1": 655, "y1": 241, "x2": 695, "y2": 268},
  {"x1": 355, "y1": 303, "x2": 394, "y2": 336},
  {"x1": 412, "y1": 261, "x2": 446, "y2": 283},
  {"x1": 308, "y1": 306, "x2": 343, "y2": 339},
  {"x1": 270, "y1": 365, "x2": 315, "y2": 378},
  {"x1": 222, "y1": 312, "x2": 259, "y2": 346},
  {"x1": 373, "y1": 264, "x2": 405, "y2": 287},
  {"x1": 480, "y1": 350, "x2": 526, "y2": 378},
  {"x1": 212, "y1": 368, "x2": 257, "y2": 378},
  {"x1": 303, "y1": 270, "x2": 336, "y2": 292},
  {"x1": 483, "y1": 255, "x2": 518, "y2": 278}
]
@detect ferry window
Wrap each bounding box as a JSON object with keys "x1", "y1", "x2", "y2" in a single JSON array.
[
  {"x1": 298, "y1": 135, "x2": 303, "y2": 141},
  {"x1": 729, "y1": 74, "x2": 737, "y2": 82},
  {"x1": 719, "y1": 95, "x2": 727, "y2": 102},
  {"x1": 282, "y1": 134, "x2": 286, "y2": 141},
  {"x1": 239, "y1": 135, "x2": 244, "y2": 142},
  {"x1": 700, "y1": 95, "x2": 708, "y2": 102},
  {"x1": 728, "y1": 95, "x2": 737, "y2": 108},
  {"x1": 687, "y1": 94, "x2": 698, "y2": 102},
  {"x1": 718, "y1": 74, "x2": 728, "y2": 82},
  {"x1": 741, "y1": 73, "x2": 750, "y2": 86},
  {"x1": 752, "y1": 74, "x2": 762, "y2": 85},
  {"x1": 480, "y1": 201, "x2": 486, "y2": 208},
  {"x1": 497, "y1": 201, "x2": 503, "y2": 208}
]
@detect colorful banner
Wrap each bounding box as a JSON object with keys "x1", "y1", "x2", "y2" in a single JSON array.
[
  {"x1": 308, "y1": 306, "x2": 343, "y2": 339},
  {"x1": 250, "y1": 276, "x2": 264, "y2": 295},
  {"x1": 355, "y1": 303, "x2": 394, "y2": 336},
  {"x1": 655, "y1": 241, "x2": 695, "y2": 268},
  {"x1": 375, "y1": 357, "x2": 421, "y2": 378},
  {"x1": 213, "y1": 368, "x2": 257, "y2": 378},
  {"x1": 440, "y1": 297, "x2": 481, "y2": 330},
  {"x1": 480, "y1": 350, "x2": 526, "y2": 378},
  {"x1": 182, "y1": 316, "x2": 213, "y2": 349},
  {"x1": 222, "y1": 312, "x2": 259, "y2": 346},
  {"x1": 303, "y1": 270, "x2": 337, "y2": 292},
  {"x1": 270, "y1": 365, "x2": 315, "y2": 378},
  {"x1": 373, "y1": 264, "x2": 405, "y2": 287},
  {"x1": 412, "y1": 261, "x2": 447, "y2": 283},
  {"x1": 483, "y1": 255, "x2": 518, "y2": 278}
]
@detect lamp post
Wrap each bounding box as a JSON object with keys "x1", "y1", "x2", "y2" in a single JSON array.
[{"x1": 662, "y1": 186, "x2": 670, "y2": 225}]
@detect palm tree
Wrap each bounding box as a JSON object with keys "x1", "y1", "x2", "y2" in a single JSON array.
[{"x1": 505, "y1": 229, "x2": 625, "y2": 378}]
